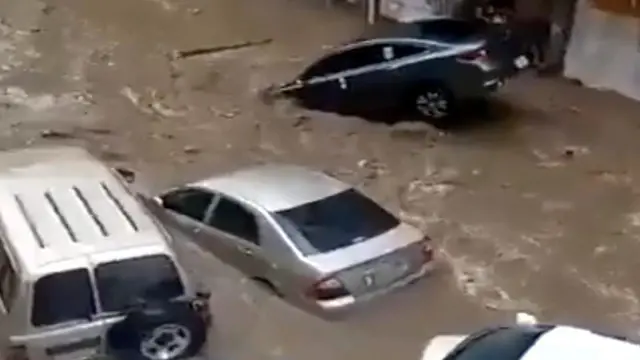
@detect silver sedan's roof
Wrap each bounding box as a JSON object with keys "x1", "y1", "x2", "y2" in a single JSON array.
[{"x1": 195, "y1": 164, "x2": 351, "y2": 212}]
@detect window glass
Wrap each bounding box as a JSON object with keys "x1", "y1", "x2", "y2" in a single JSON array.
[
  {"x1": 342, "y1": 45, "x2": 384, "y2": 68},
  {"x1": 208, "y1": 198, "x2": 259, "y2": 244},
  {"x1": 301, "y1": 53, "x2": 353, "y2": 79},
  {"x1": 301, "y1": 45, "x2": 384, "y2": 79},
  {"x1": 417, "y1": 18, "x2": 486, "y2": 43},
  {"x1": 274, "y1": 189, "x2": 399, "y2": 255},
  {"x1": 392, "y1": 44, "x2": 428, "y2": 59},
  {"x1": 161, "y1": 188, "x2": 213, "y2": 221},
  {"x1": 0, "y1": 264, "x2": 17, "y2": 312},
  {"x1": 0, "y1": 243, "x2": 17, "y2": 311},
  {"x1": 451, "y1": 327, "x2": 548, "y2": 360},
  {"x1": 95, "y1": 255, "x2": 184, "y2": 313},
  {"x1": 32, "y1": 269, "x2": 96, "y2": 327}
]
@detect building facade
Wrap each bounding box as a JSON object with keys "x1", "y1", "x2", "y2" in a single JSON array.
[
  {"x1": 564, "y1": 0, "x2": 640, "y2": 101},
  {"x1": 376, "y1": 0, "x2": 460, "y2": 22}
]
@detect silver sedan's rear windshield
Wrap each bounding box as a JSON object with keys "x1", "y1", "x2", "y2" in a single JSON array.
[{"x1": 274, "y1": 189, "x2": 400, "y2": 255}]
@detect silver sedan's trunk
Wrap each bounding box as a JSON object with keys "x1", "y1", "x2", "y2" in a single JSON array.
[{"x1": 305, "y1": 223, "x2": 426, "y2": 297}]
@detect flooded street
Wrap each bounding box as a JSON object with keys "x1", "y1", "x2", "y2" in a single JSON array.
[{"x1": 3, "y1": 0, "x2": 640, "y2": 358}]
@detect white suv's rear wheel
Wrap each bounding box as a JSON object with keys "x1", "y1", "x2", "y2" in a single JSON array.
[
  {"x1": 106, "y1": 301, "x2": 208, "y2": 360},
  {"x1": 140, "y1": 324, "x2": 192, "y2": 360}
]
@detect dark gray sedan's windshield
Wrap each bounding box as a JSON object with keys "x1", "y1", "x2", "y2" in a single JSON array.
[
  {"x1": 274, "y1": 189, "x2": 400, "y2": 255},
  {"x1": 449, "y1": 326, "x2": 549, "y2": 360}
]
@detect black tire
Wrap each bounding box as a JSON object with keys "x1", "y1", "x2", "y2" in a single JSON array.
[
  {"x1": 411, "y1": 84, "x2": 455, "y2": 126},
  {"x1": 106, "y1": 301, "x2": 207, "y2": 360}
]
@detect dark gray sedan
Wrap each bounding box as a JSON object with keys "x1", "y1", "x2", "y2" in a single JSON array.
[{"x1": 272, "y1": 18, "x2": 528, "y2": 125}]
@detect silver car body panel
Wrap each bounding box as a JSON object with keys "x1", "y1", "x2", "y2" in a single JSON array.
[
  {"x1": 160, "y1": 164, "x2": 432, "y2": 313},
  {"x1": 304, "y1": 222, "x2": 422, "y2": 274},
  {"x1": 195, "y1": 164, "x2": 349, "y2": 212}
]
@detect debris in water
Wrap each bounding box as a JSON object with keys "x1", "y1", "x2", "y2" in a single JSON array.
[
  {"x1": 172, "y1": 38, "x2": 273, "y2": 60},
  {"x1": 120, "y1": 87, "x2": 153, "y2": 115},
  {"x1": 150, "y1": 101, "x2": 186, "y2": 118},
  {"x1": 209, "y1": 106, "x2": 239, "y2": 119},
  {"x1": 40, "y1": 129, "x2": 74, "y2": 139},
  {"x1": 292, "y1": 114, "x2": 310, "y2": 128},
  {"x1": 80, "y1": 127, "x2": 112, "y2": 135},
  {"x1": 183, "y1": 145, "x2": 200, "y2": 154},
  {"x1": 562, "y1": 145, "x2": 590, "y2": 158},
  {"x1": 41, "y1": 4, "x2": 55, "y2": 14}
]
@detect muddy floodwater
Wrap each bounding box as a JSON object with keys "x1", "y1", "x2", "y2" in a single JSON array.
[{"x1": 2, "y1": 0, "x2": 640, "y2": 358}]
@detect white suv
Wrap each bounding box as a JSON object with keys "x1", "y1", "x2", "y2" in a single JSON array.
[
  {"x1": 0, "y1": 146, "x2": 210, "y2": 360},
  {"x1": 421, "y1": 313, "x2": 640, "y2": 360}
]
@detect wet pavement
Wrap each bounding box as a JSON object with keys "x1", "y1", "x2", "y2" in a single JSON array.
[{"x1": 3, "y1": 0, "x2": 640, "y2": 358}]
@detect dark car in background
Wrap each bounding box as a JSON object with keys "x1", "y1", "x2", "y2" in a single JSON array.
[{"x1": 271, "y1": 18, "x2": 529, "y2": 125}]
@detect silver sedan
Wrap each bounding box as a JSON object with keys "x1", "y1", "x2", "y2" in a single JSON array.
[{"x1": 151, "y1": 164, "x2": 435, "y2": 314}]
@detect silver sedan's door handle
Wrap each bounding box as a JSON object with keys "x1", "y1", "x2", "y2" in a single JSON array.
[
  {"x1": 238, "y1": 246, "x2": 253, "y2": 255},
  {"x1": 193, "y1": 228, "x2": 202, "y2": 234}
]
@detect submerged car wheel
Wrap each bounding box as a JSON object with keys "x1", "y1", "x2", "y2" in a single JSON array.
[
  {"x1": 106, "y1": 301, "x2": 208, "y2": 360},
  {"x1": 414, "y1": 86, "x2": 454, "y2": 122}
]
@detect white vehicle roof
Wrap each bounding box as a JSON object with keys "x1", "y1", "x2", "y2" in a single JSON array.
[
  {"x1": 0, "y1": 146, "x2": 172, "y2": 278},
  {"x1": 522, "y1": 326, "x2": 640, "y2": 360}
]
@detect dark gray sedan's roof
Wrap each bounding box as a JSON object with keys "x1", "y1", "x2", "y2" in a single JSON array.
[
  {"x1": 195, "y1": 164, "x2": 351, "y2": 212},
  {"x1": 357, "y1": 17, "x2": 488, "y2": 44}
]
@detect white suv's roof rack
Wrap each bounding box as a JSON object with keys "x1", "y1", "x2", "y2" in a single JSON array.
[{"x1": 0, "y1": 146, "x2": 171, "y2": 277}]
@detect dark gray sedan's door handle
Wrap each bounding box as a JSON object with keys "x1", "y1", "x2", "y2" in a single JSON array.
[
  {"x1": 387, "y1": 64, "x2": 400, "y2": 70},
  {"x1": 193, "y1": 228, "x2": 202, "y2": 234}
]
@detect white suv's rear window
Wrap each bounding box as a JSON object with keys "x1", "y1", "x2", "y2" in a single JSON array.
[
  {"x1": 31, "y1": 255, "x2": 184, "y2": 327},
  {"x1": 95, "y1": 254, "x2": 184, "y2": 313},
  {"x1": 32, "y1": 269, "x2": 96, "y2": 327}
]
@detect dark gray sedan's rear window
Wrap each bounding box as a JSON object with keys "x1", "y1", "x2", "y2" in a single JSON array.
[
  {"x1": 32, "y1": 269, "x2": 96, "y2": 327},
  {"x1": 274, "y1": 189, "x2": 400, "y2": 255}
]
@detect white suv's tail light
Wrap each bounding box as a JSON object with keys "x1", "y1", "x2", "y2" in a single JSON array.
[{"x1": 307, "y1": 276, "x2": 350, "y2": 300}]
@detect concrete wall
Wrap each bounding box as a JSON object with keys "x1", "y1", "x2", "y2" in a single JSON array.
[
  {"x1": 379, "y1": 0, "x2": 460, "y2": 22},
  {"x1": 564, "y1": 0, "x2": 640, "y2": 101}
]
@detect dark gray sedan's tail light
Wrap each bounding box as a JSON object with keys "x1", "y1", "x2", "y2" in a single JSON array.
[
  {"x1": 308, "y1": 276, "x2": 349, "y2": 300},
  {"x1": 457, "y1": 48, "x2": 488, "y2": 62}
]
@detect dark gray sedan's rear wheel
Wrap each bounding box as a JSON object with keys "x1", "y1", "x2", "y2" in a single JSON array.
[{"x1": 413, "y1": 86, "x2": 454, "y2": 122}]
